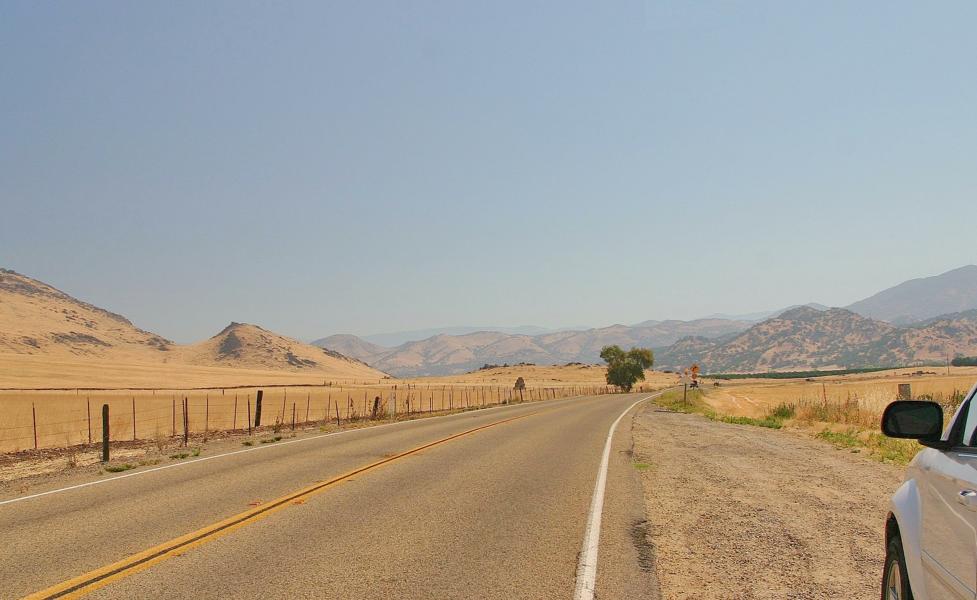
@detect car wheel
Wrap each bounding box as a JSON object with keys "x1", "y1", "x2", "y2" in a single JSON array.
[{"x1": 882, "y1": 535, "x2": 913, "y2": 600}]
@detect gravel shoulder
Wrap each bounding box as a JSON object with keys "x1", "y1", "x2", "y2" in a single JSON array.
[{"x1": 632, "y1": 406, "x2": 905, "y2": 600}]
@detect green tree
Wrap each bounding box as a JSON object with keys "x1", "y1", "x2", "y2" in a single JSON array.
[{"x1": 600, "y1": 345, "x2": 654, "y2": 392}]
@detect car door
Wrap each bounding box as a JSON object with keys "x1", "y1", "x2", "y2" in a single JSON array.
[{"x1": 920, "y1": 393, "x2": 977, "y2": 599}]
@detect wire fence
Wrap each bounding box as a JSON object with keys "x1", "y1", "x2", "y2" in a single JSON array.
[{"x1": 0, "y1": 382, "x2": 653, "y2": 453}]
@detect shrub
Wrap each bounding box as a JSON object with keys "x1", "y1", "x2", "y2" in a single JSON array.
[
  {"x1": 767, "y1": 402, "x2": 796, "y2": 420},
  {"x1": 104, "y1": 463, "x2": 136, "y2": 473}
]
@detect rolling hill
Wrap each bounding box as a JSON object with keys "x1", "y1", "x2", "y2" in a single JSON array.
[
  {"x1": 0, "y1": 268, "x2": 173, "y2": 360},
  {"x1": 0, "y1": 269, "x2": 384, "y2": 383},
  {"x1": 656, "y1": 306, "x2": 977, "y2": 373},
  {"x1": 175, "y1": 322, "x2": 381, "y2": 376}
]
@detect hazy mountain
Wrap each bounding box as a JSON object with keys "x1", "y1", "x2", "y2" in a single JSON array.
[
  {"x1": 0, "y1": 269, "x2": 383, "y2": 379},
  {"x1": 373, "y1": 332, "x2": 551, "y2": 377},
  {"x1": 536, "y1": 320, "x2": 751, "y2": 360},
  {"x1": 317, "y1": 319, "x2": 753, "y2": 377},
  {"x1": 846, "y1": 265, "x2": 977, "y2": 324},
  {"x1": 313, "y1": 334, "x2": 390, "y2": 362},
  {"x1": 657, "y1": 306, "x2": 977, "y2": 373},
  {"x1": 361, "y1": 325, "x2": 586, "y2": 347},
  {"x1": 652, "y1": 336, "x2": 721, "y2": 369},
  {"x1": 699, "y1": 303, "x2": 830, "y2": 323}
]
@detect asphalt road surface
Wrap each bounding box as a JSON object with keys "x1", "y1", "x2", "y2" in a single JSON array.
[{"x1": 1, "y1": 393, "x2": 661, "y2": 599}]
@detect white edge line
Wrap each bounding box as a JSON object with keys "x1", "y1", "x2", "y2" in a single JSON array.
[
  {"x1": 573, "y1": 392, "x2": 660, "y2": 600},
  {"x1": 0, "y1": 392, "x2": 597, "y2": 507}
]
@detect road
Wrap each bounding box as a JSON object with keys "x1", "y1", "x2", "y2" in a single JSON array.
[{"x1": 1, "y1": 393, "x2": 661, "y2": 599}]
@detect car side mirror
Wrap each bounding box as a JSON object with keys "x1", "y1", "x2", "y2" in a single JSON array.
[{"x1": 881, "y1": 400, "x2": 944, "y2": 445}]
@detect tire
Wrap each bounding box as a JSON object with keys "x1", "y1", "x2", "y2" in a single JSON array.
[{"x1": 881, "y1": 535, "x2": 914, "y2": 600}]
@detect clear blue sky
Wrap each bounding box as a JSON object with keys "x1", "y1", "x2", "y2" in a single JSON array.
[{"x1": 2, "y1": 1, "x2": 975, "y2": 343}]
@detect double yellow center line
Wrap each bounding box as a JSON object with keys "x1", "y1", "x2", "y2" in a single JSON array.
[{"x1": 25, "y1": 411, "x2": 535, "y2": 600}]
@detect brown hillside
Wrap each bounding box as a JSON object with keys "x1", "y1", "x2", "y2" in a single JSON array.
[
  {"x1": 176, "y1": 322, "x2": 382, "y2": 377},
  {"x1": 658, "y1": 307, "x2": 977, "y2": 372},
  {"x1": 0, "y1": 269, "x2": 385, "y2": 384},
  {"x1": 0, "y1": 269, "x2": 172, "y2": 360}
]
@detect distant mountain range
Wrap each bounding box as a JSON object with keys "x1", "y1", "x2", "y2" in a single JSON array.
[
  {"x1": 845, "y1": 265, "x2": 977, "y2": 324},
  {"x1": 658, "y1": 306, "x2": 977, "y2": 372},
  {"x1": 318, "y1": 265, "x2": 977, "y2": 376},
  {"x1": 656, "y1": 306, "x2": 977, "y2": 372},
  {"x1": 315, "y1": 319, "x2": 754, "y2": 377},
  {"x1": 7, "y1": 264, "x2": 977, "y2": 379},
  {"x1": 359, "y1": 325, "x2": 588, "y2": 348},
  {"x1": 697, "y1": 303, "x2": 830, "y2": 323}
]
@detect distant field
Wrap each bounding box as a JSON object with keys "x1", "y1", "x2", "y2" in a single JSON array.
[
  {"x1": 706, "y1": 367, "x2": 895, "y2": 380},
  {"x1": 704, "y1": 366, "x2": 977, "y2": 419},
  {"x1": 410, "y1": 364, "x2": 679, "y2": 388},
  {"x1": 0, "y1": 353, "x2": 386, "y2": 390},
  {"x1": 0, "y1": 362, "x2": 668, "y2": 452}
]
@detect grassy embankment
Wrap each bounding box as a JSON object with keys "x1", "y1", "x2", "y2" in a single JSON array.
[{"x1": 654, "y1": 386, "x2": 967, "y2": 464}]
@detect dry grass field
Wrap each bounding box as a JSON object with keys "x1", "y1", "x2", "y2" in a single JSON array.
[
  {"x1": 658, "y1": 367, "x2": 977, "y2": 465},
  {"x1": 0, "y1": 270, "x2": 675, "y2": 453},
  {"x1": 704, "y1": 367, "x2": 977, "y2": 419},
  {"x1": 0, "y1": 353, "x2": 385, "y2": 390},
  {"x1": 409, "y1": 364, "x2": 680, "y2": 388},
  {"x1": 0, "y1": 363, "x2": 668, "y2": 452}
]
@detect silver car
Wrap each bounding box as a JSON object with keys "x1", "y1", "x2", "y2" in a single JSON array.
[{"x1": 881, "y1": 383, "x2": 977, "y2": 600}]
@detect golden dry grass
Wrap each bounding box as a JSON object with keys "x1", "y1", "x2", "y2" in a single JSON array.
[
  {"x1": 0, "y1": 363, "x2": 669, "y2": 452},
  {"x1": 704, "y1": 367, "x2": 977, "y2": 420},
  {"x1": 0, "y1": 384, "x2": 518, "y2": 451},
  {"x1": 659, "y1": 372, "x2": 975, "y2": 465},
  {"x1": 410, "y1": 364, "x2": 680, "y2": 388},
  {"x1": 0, "y1": 353, "x2": 386, "y2": 390}
]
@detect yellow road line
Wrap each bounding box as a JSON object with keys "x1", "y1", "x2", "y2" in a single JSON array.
[{"x1": 24, "y1": 411, "x2": 536, "y2": 600}]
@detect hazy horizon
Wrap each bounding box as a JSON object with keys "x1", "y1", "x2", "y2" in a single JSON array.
[{"x1": 4, "y1": 2, "x2": 976, "y2": 343}]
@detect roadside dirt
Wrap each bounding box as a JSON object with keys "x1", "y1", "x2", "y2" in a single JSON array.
[{"x1": 632, "y1": 406, "x2": 904, "y2": 600}]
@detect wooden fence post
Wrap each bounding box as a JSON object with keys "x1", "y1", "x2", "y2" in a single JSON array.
[
  {"x1": 101, "y1": 404, "x2": 110, "y2": 462},
  {"x1": 247, "y1": 396, "x2": 253, "y2": 435},
  {"x1": 254, "y1": 390, "x2": 264, "y2": 427},
  {"x1": 183, "y1": 397, "x2": 189, "y2": 447},
  {"x1": 32, "y1": 402, "x2": 38, "y2": 450},
  {"x1": 87, "y1": 397, "x2": 92, "y2": 445},
  {"x1": 131, "y1": 397, "x2": 136, "y2": 441}
]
